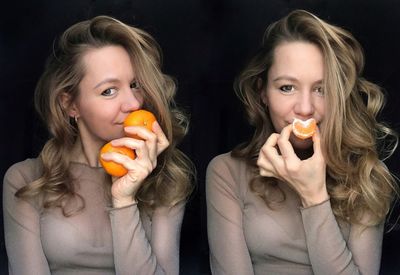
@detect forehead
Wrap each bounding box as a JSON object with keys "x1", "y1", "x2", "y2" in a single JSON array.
[
  {"x1": 82, "y1": 45, "x2": 131, "y2": 64},
  {"x1": 81, "y1": 45, "x2": 134, "y2": 76},
  {"x1": 268, "y1": 41, "x2": 324, "y2": 80}
]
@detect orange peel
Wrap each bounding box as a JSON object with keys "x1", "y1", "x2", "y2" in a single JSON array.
[{"x1": 123, "y1": 110, "x2": 157, "y2": 140}]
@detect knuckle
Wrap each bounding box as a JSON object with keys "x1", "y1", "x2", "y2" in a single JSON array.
[
  {"x1": 146, "y1": 165, "x2": 153, "y2": 174},
  {"x1": 271, "y1": 133, "x2": 280, "y2": 140},
  {"x1": 121, "y1": 155, "x2": 132, "y2": 162},
  {"x1": 277, "y1": 137, "x2": 285, "y2": 147},
  {"x1": 259, "y1": 169, "x2": 267, "y2": 176},
  {"x1": 137, "y1": 140, "x2": 146, "y2": 148},
  {"x1": 148, "y1": 133, "x2": 157, "y2": 142}
]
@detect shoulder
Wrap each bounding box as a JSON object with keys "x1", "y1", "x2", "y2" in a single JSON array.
[
  {"x1": 3, "y1": 158, "x2": 42, "y2": 191},
  {"x1": 206, "y1": 152, "x2": 250, "y2": 193},
  {"x1": 207, "y1": 152, "x2": 247, "y2": 173}
]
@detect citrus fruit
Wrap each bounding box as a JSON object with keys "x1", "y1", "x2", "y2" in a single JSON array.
[
  {"x1": 292, "y1": 118, "x2": 316, "y2": 139},
  {"x1": 100, "y1": 142, "x2": 136, "y2": 177},
  {"x1": 123, "y1": 109, "x2": 157, "y2": 140}
]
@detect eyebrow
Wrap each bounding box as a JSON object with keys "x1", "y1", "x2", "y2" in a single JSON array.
[
  {"x1": 273, "y1": 75, "x2": 323, "y2": 84},
  {"x1": 93, "y1": 78, "x2": 120, "y2": 89},
  {"x1": 273, "y1": 75, "x2": 298, "y2": 82}
]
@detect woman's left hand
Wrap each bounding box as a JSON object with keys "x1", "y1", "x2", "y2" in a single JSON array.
[
  {"x1": 101, "y1": 121, "x2": 169, "y2": 207},
  {"x1": 257, "y1": 124, "x2": 329, "y2": 207}
]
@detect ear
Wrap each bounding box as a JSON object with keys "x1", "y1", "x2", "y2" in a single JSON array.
[{"x1": 59, "y1": 92, "x2": 79, "y2": 118}]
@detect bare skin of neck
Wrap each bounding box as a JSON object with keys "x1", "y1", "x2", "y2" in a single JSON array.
[{"x1": 69, "y1": 136, "x2": 103, "y2": 167}]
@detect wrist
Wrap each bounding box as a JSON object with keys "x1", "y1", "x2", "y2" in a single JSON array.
[
  {"x1": 112, "y1": 196, "x2": 137, "y2": 208},
  {"x1": 301, "y1": 191, "x2": 329, "y2": 208}
]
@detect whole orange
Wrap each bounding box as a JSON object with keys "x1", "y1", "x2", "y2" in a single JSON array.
[
  {"x1": 123, "y1": 109, "x2": 157, "y2": 140},
  {"x1": 99, "y1": 142, "x2": 136, "y2": 177}
]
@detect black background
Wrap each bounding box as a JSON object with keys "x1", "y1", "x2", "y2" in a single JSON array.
[{"x1": 0, "y1": 0, "x2": 399, "y2": 274}]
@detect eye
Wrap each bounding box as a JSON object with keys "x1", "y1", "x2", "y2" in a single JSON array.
[
  {"x1": 279, "y1": 85, "x2": 294, "y2": 93},
  {"x1": 314, "y1": 86, "x2": 324, "y2": 96},
  {"x1": 130, "y1": 81, "x2": 141, "y2": 90},
  {"x1": 101, "y1": 88, "x2": 117, "y2": 96}
]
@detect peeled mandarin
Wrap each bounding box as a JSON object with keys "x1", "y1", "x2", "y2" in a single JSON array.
[{"x1": 292, "y1": 118, "x2": 317, "y2": 140}]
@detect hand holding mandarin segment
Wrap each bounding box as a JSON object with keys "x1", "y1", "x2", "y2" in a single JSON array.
[
  {"x1": 100, "y1": 110, "x2": 170, "y2": 207},
  {"x1": 257, "y1": 124, "x2": 329, "y2": 207}
]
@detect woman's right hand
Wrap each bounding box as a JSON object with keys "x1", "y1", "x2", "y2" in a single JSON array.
[
  {"x1": 257, "y1": 124, "x2": 329, "y2": 207},
  {"x1": 100, "y1": 121, "x2": 169, "y2": 208}
]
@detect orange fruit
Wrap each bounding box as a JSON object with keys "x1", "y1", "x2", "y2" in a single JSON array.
[
  {"x1": 99, "y1": 142, "x2": 136, "y2": 177},
  {"x1": 123, "y1": 109, "x2": 157, "y2": 140},
  {"x1": 292, "y1": 118, "x2": 317, "y2": 140}
]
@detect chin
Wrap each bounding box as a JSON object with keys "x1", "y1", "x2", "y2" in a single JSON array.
[{"x1": 104, "y1": 131, "x2": 125, "y2": 142}]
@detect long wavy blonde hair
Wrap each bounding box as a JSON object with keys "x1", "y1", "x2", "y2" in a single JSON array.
[
  {"x1": 16, "y1": 15, "x2": 194, "y2": 215},
  {"x1": 232, "y1": 10, "x2": 398, "y2": 226}
]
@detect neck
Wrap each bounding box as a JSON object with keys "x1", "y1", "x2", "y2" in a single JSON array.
[{"x1": 70, "y1": 136, "x2": 103, "y2": 167}]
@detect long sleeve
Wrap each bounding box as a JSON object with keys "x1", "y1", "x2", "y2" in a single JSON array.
[
  {"x1": 206, "y1": 156, "x2": 254, "y2": 275},
  {"x1": 109, "y1": 201, "x2": 185, "y2": 275},
  {"x1": 301, "y1": 200, "x2": 383, "y2": 275},
  {"x1": 3, "y1": 161, "x2": 51, "y2": 275}
]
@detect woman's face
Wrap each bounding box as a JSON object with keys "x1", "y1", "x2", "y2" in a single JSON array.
[
  {"x1": 262, "y1": 41, "x2": 326, "y2": 150},
  {"x1": 71, "y1": 45, "x2": 143, "y2": 147}
]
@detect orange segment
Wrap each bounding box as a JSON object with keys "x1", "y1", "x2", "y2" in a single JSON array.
[
  {"x1": 292, "y1": 118, "x2": 316, "y2": 139},
  {"x1": 123, "y1": 109, "x2": 157, "y2": 140},
  {"x1": 100, "y1": 142, "x2": 136, "y2": 177}
]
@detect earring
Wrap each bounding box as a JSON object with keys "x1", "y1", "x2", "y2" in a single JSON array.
[{"x1": 74, "y1": 116, "x2": 78, "y2": 123}]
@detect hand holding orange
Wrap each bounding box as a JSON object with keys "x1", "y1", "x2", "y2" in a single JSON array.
[
  {"x1": 100, "y1": 109, "x2": 157, "y2": 177},
  {"x1": 292, "y1": 118, "x2": 316, "y2": 140}
]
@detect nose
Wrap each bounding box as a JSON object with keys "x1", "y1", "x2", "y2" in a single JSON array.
[
  {"x1": 121, "y1": 88, "x2": 141, "y2": 113},
  {"x1": 294, "y1": 90, "x2": 314, "y2": 118}
]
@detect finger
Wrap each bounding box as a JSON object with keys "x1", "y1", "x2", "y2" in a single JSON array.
[
  {"x1": 129, "y1": 139, "x2": 150, "y2": 161},
  {"x1": 259, "y1": 168, "x2": 275, "y2": 178},
  {"x1": 152, "y1": 121, "x2": 170, "y2": 155},
  {"x1": 125, "y1": 126, "x2": 158, "y2": 158},
  {"x1": 312, "y1": 126, "x2": 324, "y2": 159},
  {"x1": 110, "y1": 137, "x2": 151, "y2": 162},
  {"x1": 101, "y1": 149, "x2": 153, "y2": 178},
  {"x1": 261, "y1": 133, "x2": 285, "y2": 176},
  {"x1": 277, "y1": 124, "x2": 296, "y2": 159},
  {"x1": 110, "y1": 137, "x2": 151, "y2": 156},
  {"x1": 152, "y1": 121, "x2": 169, "y2": 152},
  {"x1": 124, "y1": 126, "x2": 156, "y2": 143},
  {"x1": 101, "y1": 151, "x2": 136, "y2": 169},
  {"x1": 263, "y1": 133, "x2": 280, "y2": 156},
  {"x1": 257, "y1": 150, "x2": 276, "y2": 174}
]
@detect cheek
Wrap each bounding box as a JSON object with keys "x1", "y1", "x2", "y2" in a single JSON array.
[
  {"x1": 314, "y1": 97, "x2": 326, "y2": 120},
  {"x1": 135, "y1": 91, "x2": 145, "y2": 108},
  {"x1": 267, "y1": 106, "x2": 284, "y2": 132}
]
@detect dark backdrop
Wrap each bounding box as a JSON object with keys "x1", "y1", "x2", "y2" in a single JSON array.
[{"x1": 0, "y1": 1, "x2": 399, "y2": 274}]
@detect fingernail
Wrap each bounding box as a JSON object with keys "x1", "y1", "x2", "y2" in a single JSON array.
[{"x1": 152, "y1": 121, "x2": 161, "y2": 131}]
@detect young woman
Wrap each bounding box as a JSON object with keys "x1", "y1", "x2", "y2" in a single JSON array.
[
  {"x1": 3, "y1": 15, "x2": 193, "y2": 274},
  {"x1": 206, "y1": 10, "x2": 398, "y2": 275}
]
